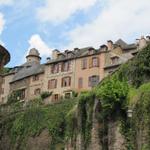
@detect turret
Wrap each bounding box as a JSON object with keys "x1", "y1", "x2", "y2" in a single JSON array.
[
  {"x1": 0, "y1": 45, "x2": 10, "y2": 70},
  {"x1": 138, "y1": 36, "x2": 147, "y2": 49},
  {"x1": 26, "y1": 48, "x2": 41, "y2": 64}
]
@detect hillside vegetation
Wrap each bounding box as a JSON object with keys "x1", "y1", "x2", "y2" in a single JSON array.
[{"x1": 0, "y1": 44, "x2": 150, "y2": 150}]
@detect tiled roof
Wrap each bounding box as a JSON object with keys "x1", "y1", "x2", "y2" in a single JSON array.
[{"x1": 10, "y1": 62, "x2": 44, "y2": 83}]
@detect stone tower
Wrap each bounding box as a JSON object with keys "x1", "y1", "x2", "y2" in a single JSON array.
[
  {"x1": 0, "y1": 45, "x2": 10, "y2": 70},
  {"x1": 26, "y1": 48, "x2": 41, "y2": 64}
]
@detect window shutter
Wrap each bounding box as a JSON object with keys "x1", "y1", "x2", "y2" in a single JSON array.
[
  {"x1": 88, "y1": 76, "x2": 91, "y2": 87},
  {"x1": 89, "y1": 58, "x2": 92, "y2": 68},
  {"x1": 55, "y1": 79, "x2": 57, "y2": 88},
  {"x1": 96, "y1": 57, "x2": 99, "y2": 67}
]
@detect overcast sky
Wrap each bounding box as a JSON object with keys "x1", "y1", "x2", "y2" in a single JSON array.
[{"x1": 0, "y1": 0, "x2": 150, "y2": 67}]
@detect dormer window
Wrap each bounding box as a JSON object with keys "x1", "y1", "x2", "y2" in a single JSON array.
[
  {"x1": 58, "y1": 53, "x2": 65, "y2": 59},
  {"x1": 111, "y1": 56, "x2": 119, "y2": 64},
  {"x1": 67, "y1": 52, "x2": 74, "y2": 58},
  {"x1": 88, "y1": 48, "x2": 95, "y2": 55},
  {"x1": 74, "y1": 48, "x2": 80, "y2": 53}
]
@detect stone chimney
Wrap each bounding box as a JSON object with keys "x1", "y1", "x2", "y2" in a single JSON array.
[
  {"x1": 100, "y1": 45, "x2": 108, "y2": 51},
  {"x1": 52, "y1": 49, "x2": 60, "y2": 60},
  {"x1": 135, "y1": 39, "x2": 140, "y2": 45},
  {"x1": 46, "y1": 57, "x2": 51, "y2": 61},
  {"x1": 107, "y1": 40, "x2": 114, "y2": 50},
  {"x1": 74, "y1": 48, "x2": 80, "y2": 53},
  {"x1": 139, "y1": 36, "x2": 147, "y2": 49},
  {"x1": 146, "y1": 35, "x2": 150, "y2": 42}
]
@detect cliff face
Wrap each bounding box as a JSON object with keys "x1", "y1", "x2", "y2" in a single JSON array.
[{"x1": 1, "y1": 44, "x2": 150, "y2": 150}]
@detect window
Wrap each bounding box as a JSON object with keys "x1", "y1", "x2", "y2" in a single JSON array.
[
  {"x1": 48, "y1": 79, "x2": 57, "y2": 89},
  {"x1": 52, "y1": 94, "x2": 59, "y2": 102},
  {"x1": 92, "y1": 57, "x2": 99, "y2": 67},
  {"x1": 81, "y1": 58, "x2": 87, "y2": 69},
  {"x1": 62, "y1": 77, "x2": 71, "y2": 87},
  {"x1": 19, "y1": 89, "x2": 26, "y2": 100},
  {"x1": 34, "y1": 88, "x2": 41, "y2": 95},
  {"x1": 62, "y1": 61, "x2": 71, "y2": 72},
  {"x1": 111, "y1": 57, "x2": 119, "y2": 64},
  {"x1": 65, "y1": 93, "x2": 71, "y2": 99},
  {"x1": 88, "y1": 75, "x2": 99, "y2": 87},
  {"x1": 88, "y1": 48, "x2": 94, "y2": 55},
  {"x1": 51, "y1": 64, "x2": 59, "y2": 74},
  {"x1": 78, "y1": 77, "x2": 83, "y2": 89},
  {"x1": 67, "y1": 52, "x2": 73, "y2": 58},
  {"x1": 33, "y1": 75, "x2": 39, "y2": 81}
]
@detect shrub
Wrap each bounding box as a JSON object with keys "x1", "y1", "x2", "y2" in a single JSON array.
[{"x1": 40, "y1": 91, "x2": 52, "y2": 99}]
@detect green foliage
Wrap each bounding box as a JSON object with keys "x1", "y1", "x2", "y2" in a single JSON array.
[
  {"x1": 117, "y1": 44, "x2": 150, "y2": 87},
  {"x1": 7, "y1": 98, "x2": 77, "y2": 148},
  {"x1": 40, "y1": 91, "x2": 52, "y2": 99},
  {"x1": 65, "y1": 105, "x2": 78, "y2": 140},
  {"x1": 11, "y1": 107, "x2": 46, "y2": 140},
  {"x1": 127, "y1": 86, "x2": 138, "y2": 106},
  {"x1": 120, "y1": 83, "x2": 150, "y2": 149},
  {"x1": 77, "y1": 91, "x2": 95, "y2": 147},
  {"x1": 7, "y1": 91, "x2": 21, "y2": 105},
  {"x1": 95, "y1": 75, "x2": 129, "y2": 118},
  {"x1": 0, "y1": 67, "x2": 11, "y2": 74},
  {"x1": 72, "y1": 91, "x2": 78, "y2": 97}
]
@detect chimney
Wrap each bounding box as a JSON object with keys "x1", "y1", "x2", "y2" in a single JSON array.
[
  {"x1": 139, "y1": 36, "x2": 147, "y2": 49},
  {"x1": 107, "y1": 40, "x2": 113, "y2": 50},
  {"x1": 135, "y1": 39, "x2": 140, "y2": 45},
  {"x1": 46, "y1": 57, "x2": 51, "y2": 61},
  {"x1": 74, "y1": 48, "x2": 80, "y2": 53},
  {"x1": 146, "y1": 35, "x2": 150, "y2": 41},
  {"x1": 100, "y1": 45, "x2": 108, "y2": 51},
  {"x1": 52, "y1": 49, "x2": 60, "y2": 59}
]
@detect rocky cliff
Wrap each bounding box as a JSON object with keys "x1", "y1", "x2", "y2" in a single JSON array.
[{"x1": 1, "y1": 44, "x2": 150, "y2": 150}]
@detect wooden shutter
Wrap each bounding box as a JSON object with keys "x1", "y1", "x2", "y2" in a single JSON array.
[{"x1": 89, "y1": 58, "x2": 92, "y2": 68}]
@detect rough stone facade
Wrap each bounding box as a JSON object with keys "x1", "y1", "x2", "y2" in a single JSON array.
[{"x1": 0, "y1": 36, "x2": 149, "y2": 104}]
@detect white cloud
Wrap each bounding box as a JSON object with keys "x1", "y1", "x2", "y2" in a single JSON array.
[
  {"x1": 65, "y1": 0, "x2": 150, "y2": 49},
  {"x1": 0, "y1": 12, "x2": 5, "y2": 35},
  {"x1": 0, "y1": 12, "x2": 5, "y2": 45},
  {"x1": 28, "y1": 34, "x2": 52, "y2": 57},
  {"x1": 0, "y1": 0, "x2": 13, "y2": 5},
  {"x1": 37, "y1": 0, "x2": 97, "y2": 23}
]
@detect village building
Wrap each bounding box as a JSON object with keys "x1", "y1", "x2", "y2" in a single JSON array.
[
  {"x1": 0, "y1": 36, "x2": 149, "y2": 104},
  {"x1": 0, "y1": 45, "x2": 10, "y2": 103}
]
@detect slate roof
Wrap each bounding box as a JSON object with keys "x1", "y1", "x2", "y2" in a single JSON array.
[
  {"x1": 46, "y1": 46, "x2": 106, "y2": 65},
  {"x1": 115, "y1": 39, "x2": 137, "y2": 50},
  {"x1": 10, "y1": 61, "x2": 44, "y2": 83},
  {"x1": 104, "y1": 52, "x2": 134, "y2": 69}
]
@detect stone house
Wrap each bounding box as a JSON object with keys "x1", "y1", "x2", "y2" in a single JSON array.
[
  {"x1": 0, "y1": 36, "x2": 149, "y2": 104},
  {"x1": 0, "y1": 45, "x2": 10, "y2": 103}
]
